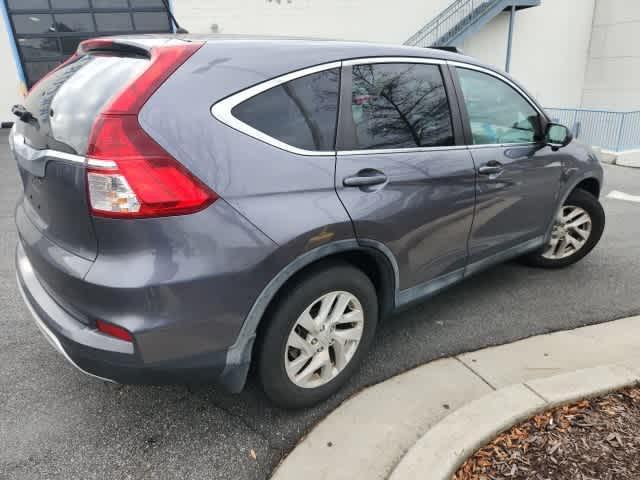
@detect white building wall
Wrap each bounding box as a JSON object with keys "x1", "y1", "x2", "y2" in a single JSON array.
[
  {"x1": 0, "y1": 14, "x2": 26, "y2": 124},
  {"x1": 1, "y1": 0, "x2": 635, "y2": 123},
  {"x1": 172, "y1": 0, "x2": 451, "y2": 44},
  {"x1": 461, "y1": 0, "x2": 595, "y2": 109},
  {"x1": 581, "y1": 0, "x2": 640, "y2": 111}
]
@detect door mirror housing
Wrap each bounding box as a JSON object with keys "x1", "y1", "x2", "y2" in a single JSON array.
[{"x1": 545, "y1": 123, "x2": 572, "y2": 151}]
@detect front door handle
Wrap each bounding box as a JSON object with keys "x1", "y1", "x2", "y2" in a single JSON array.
[
  {"x1": 343, "y1": 170, "x2": 388, "y2": 187},
  {"x1": 478, "y1": 161, "x2": 504, "y2": 175}
]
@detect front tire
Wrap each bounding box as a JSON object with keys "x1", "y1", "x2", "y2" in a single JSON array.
[
  {"x1": 523, "y1": 189, "x2": 605, "y2": 268},
  {"x1": 257, "y1": 262, "x2": 378, "y2": 409}
]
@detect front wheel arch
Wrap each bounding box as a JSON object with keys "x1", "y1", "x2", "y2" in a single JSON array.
[{"x1": 574, "y1": 177, "x2": 600, "y2": 199}]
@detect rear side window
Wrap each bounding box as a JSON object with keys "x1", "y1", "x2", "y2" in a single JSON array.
[
  {"x1": 232, "y1": 68, "x2": 340, "y2": 151},
  {"x1": 24, "y1": 53, "x2": 148, "y2": 153},
  {"x1": 345, "y1": 63, "x2": 454, "y2": 150}
]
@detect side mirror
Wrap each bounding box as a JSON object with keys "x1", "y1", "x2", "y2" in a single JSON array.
[{"x1": 545, "y1": 123, "x2": 572, "y2": 151}]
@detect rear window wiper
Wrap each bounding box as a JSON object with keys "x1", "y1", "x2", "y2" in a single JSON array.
[{"x1": 11, "y1": 104, "x2": 37, "y2": 125}]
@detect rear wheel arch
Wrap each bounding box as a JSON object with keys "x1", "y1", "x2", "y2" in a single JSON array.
[{"x1": 256, "y1": 246, "x2": 397, "y2": 342}]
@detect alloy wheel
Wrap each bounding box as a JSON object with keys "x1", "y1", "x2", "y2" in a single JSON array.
[
  {"x1": 284, "y1": 291, "x2": 364, "y2": 389},
  {"x1": 542, "y1": 205, "x2": 592, "y2": 260}
]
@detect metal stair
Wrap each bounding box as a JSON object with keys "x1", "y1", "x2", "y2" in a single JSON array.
[{"x1": 405, "y1": 0, "x2": 540, "y2": 48}]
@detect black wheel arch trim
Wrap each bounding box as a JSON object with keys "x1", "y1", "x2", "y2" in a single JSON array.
[{"x1": 221, "y1": 238, "x2": 399, "y2": 392}]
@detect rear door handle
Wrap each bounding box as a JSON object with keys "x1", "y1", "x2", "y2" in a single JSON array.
[
  {"x1": 478, "y1": 161, "x2": 504, "y2": 175},
  {"x1": 343, "y1": 171, "x2": 388, "y2": 187}
]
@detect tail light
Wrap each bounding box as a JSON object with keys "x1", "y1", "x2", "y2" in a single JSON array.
[{"x1": 85, "y1": 42, "x2": 218, "y2": 218}]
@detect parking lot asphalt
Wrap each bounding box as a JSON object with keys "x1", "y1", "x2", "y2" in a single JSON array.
[{"x1": 2, "y1": 129, "x2": 640, "y2": 480}]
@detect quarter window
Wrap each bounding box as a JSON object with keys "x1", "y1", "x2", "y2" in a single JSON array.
[
  {"x1": 232, "y1": 68, "x2": 340, "y2": 151},
  {"x1": 345, "y1": 63, "x2": 454, "y2": 150},
  {"x1": 456, "y1": 68, "x2": 541, "y2": 145}
]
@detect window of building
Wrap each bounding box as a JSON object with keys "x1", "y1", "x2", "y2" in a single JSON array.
[
  {"x1": 345, "y1": 63, "x2": 454, "y2": 150},
  {"x1": 232, "y1": 68, "x2": 341, "y2": 151},
  {"x1": 456, "y1": 67, "x2": 541, "y2": 145},
  {"x1": 4, "y1": 0, "x2": 173, "y2": 88}
]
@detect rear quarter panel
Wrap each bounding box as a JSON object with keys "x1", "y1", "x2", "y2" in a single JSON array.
[{"x1": 139, "y1": 41, "x2": 356, "y2": 258}]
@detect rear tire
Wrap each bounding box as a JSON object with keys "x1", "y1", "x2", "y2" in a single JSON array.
[
  {"x1": 522, "y1": 189, "x2": 605, "y2": 269},
  {"x1": 257, "y1": 262, "x2": 378, "y2": 409}
]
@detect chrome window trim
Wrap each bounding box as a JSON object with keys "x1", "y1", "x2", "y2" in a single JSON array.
[
  {"x1": 467, "y1": 142, "x2": 539, "y2": 149},
  {"x1": 210, "y1": 61, "x2": 342, "y2": 157},
  {"x1": 447, "y1": 60, "x2": 547, "y2": 118},
  {"x1": 338, "y1": 145, "x2": 467, "y2": 156},
  {"x1": 343, "y1": 56, "x2": 446, "y2": 67},
  {"x1": 210, "y1": 56, "x2": 546, "y2": 157}
]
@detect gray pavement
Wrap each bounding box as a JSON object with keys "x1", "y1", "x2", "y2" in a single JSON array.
[{"x1": 1, "y1": 129, "x2": 640, "y2": 479}]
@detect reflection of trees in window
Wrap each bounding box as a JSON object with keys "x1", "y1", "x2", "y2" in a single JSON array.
[
  {"x1": 282, "y1": 69, "x2": 338, "y2": 150},
  {"x1": 351, "y1": 64, "x2": 453, "y2": 149}
]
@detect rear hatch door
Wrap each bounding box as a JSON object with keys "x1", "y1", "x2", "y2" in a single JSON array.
[{"x1": 12, "y1": 48, "x2": 150, "y2": 261}]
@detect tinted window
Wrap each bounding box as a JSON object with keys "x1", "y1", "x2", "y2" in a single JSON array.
[
  {"x1": 61, "y1": 36, "x2": 90, "y2": 55},
  {"x1": 7, "y1": 0, "x2": 48, "y2": 9},
  {"x1": 50, "y1": 0, "x2": 90, "y2": 7},
  {"x1": 232, "y1": 68, "x2": 340, "y2": 151},
  {"x1": 132, "y1": 12, "x2": 171, "y2": 31},
  {"x1": 131, "y1": 0, "x2": 166, "y2": 6},
  {"x1": 13, "y1": 14, "x2": 54, "y2": 35},
  {"x1": 346, "y1": 63, "x2": 454, "y2": 150},
  {"x1": 54, "y1": 13, "x2": 95, "y2": 32},
  {"x1": 6, "y1": 0, "x2": 172, "y2": 88},
  {"x1": 18, "y1": 38, "x2": 60, "y2": 60},
  {"x1": 456, "y1": 68, "x2": 541, "y2": 145},
  {"x1": 95, "y1": 13, "x2": 133, "y2": 32},
  {"x1": 92, "y1": 0, "x2": 129, "y2": 7}
]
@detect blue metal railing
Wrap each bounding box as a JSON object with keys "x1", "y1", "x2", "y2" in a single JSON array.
[
  {"x1": 546, "y1": 108, "x2": 640, "y2": 152},
  {"x1": 405, "y1": 0, "x2": 498, "y2": 47}
]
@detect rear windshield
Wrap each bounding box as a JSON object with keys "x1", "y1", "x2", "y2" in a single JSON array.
[{"x1": 24, "y1": 53, "x2": 148, "y2": 154}]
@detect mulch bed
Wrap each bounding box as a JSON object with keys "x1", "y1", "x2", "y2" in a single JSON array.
[{"x1": 454, "y1": 386, "x2": 640, "y2": 480}]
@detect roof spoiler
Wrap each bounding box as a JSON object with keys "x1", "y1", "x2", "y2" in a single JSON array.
[
  {"x1": 429, "y1": 46, "x2": 463, "y2": 54},
  {"x1": 77, "y1": 37, "x2": 197, "y2": 58},
  {"x1": 78, "y1": 38, "x2": 151, "y2": 57}
]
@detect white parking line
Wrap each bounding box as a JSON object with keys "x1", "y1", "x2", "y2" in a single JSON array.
[{"x1": 606, "y1": 190, "x2": 640, "y2": 203}]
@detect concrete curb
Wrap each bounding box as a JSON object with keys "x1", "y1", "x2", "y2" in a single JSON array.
[
  {"x1": 597, "y1": 148, "x2": 640, "y2": 168},
  {"x1": 270, "y1": 316, "x2": 640, "y2": 480},
  {"x1": 388, "y1": 364, "x2": 640, "y2": 480}
]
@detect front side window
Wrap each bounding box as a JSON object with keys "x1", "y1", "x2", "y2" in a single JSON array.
[
  {"x1": 456, "y1": 68, "x2": 541, "y2": 145},
  {"x1": 346, "y1": 63, "x2": 454, "y2": 150},
  {"x1": 232, "y1": 68, "x2": 340, "y2": 151}
]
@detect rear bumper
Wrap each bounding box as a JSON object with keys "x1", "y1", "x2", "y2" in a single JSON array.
[{"x1": 15, "y1": 243, "x2": 253, "y2": 391}]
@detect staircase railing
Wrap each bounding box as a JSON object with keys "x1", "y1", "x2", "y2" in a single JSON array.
[{"x1": 405, "y1": 0, "x2": 499, "y2": 47}]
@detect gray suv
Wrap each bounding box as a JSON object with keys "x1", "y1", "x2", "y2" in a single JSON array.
[{"x1": 12, "y1": 36, "x2": 604, "y2": 408}]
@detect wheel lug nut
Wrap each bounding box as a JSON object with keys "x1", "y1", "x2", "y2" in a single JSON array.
[{"x1": 310, "y1": 338, "x2": 318, "y2": 345}]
